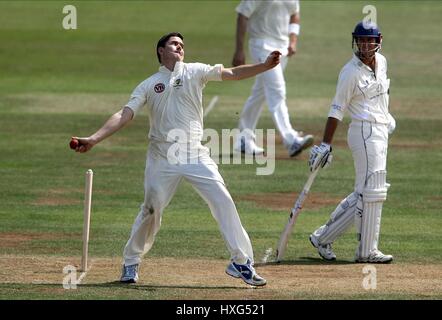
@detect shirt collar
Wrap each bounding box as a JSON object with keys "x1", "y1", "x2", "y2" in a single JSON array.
[
  {"x1": 352, "y1": 53, "x2": 376, "y2": 74},
  {"x1": 158, "y1": 61, "x2": 184, "y2": 74},
  {"x1": 159, "y1": 65, "x2": 171, "y2": 73}
]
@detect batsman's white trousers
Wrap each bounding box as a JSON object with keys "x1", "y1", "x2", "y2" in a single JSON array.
[
  {"x1": 238, "y1": 38, "x2": 298, "y2": 146},
  {"x1": 349, "y1": 121, "x2": 388, "y2": 194},
  {"x1": 314, "y1": 121, "x2": 388, "y2": 244},
  {"x1": 123, "y1": 148, "x2": 254, "y2": 266}
]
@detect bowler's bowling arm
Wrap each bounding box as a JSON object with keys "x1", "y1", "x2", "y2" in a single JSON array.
[{"x1": 77, "y1": 107, "x2": 134, "y2": 153}]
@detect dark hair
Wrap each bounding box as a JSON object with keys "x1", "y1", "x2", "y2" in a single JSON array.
[{"x1": 156, "y1": 32, "x2": 184, "y2": 63}]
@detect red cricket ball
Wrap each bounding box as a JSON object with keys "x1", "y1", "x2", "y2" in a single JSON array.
[{"x1": 70, "y1": 138, "x2": 79, "y2": 149}]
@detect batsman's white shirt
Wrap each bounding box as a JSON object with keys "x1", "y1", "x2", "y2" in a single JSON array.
[
  {"x1": 122, "y1": 62, "x2": 254, "y2": 266},
  {"x1": 236, "y1": 0, "x2": 300, "y2": 53},
  {"x1": 329, "y1": 52, "x2": 392, "y2": 125}
]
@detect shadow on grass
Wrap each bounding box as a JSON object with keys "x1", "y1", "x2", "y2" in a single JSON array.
[
  {"x1": 0, "y1": 282, "x2": 248, "y2": 291},
  {"x1": 82, "y1": 282, "x2": 249, "y2": 291},
  {"x1": 255, "y1": 256, "x2": 355, "y2": 267}
]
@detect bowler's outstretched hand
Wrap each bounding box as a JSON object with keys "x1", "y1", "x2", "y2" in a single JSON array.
[
  {"x1": 264, "y1": 51, "x2": 282, "y2": 69},
  {"x1": 70, "y1": 136, "x2": 96, "y2": 153}
]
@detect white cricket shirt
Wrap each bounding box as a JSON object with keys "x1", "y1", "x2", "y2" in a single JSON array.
[
  {"x1": 328, "y1": 53, "x2": 392, "y2": 124},
  {"x1": 236, "y1": 0, "x2": 300, "y2": 49},
  {"x1": 125, "y1": 62, "x2": 223, "y2": 156}
]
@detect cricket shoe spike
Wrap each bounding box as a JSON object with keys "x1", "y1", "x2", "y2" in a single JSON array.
[
  {"x1": 226, "y1": 260, "x2": 266, "y2": 286},
  {"x1": 309, "y1": 234, "x2": 337, "y2": 261}
]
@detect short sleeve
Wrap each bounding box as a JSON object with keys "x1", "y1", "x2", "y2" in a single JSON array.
[
  {"x1": 191, "y1": 63, "x2": 223, "y2": 84},
  {"x1": 236, "y1": 0, "x2": 258, "y2": 18},
  {"x1": 125, "y1": 80, "x2": 148, "y2": 117},
  {"x1": 328, "y1": 68, "x2": 355, "y2": 121}
]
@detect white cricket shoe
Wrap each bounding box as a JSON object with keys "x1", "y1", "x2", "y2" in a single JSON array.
[
  {"x1": 234, "y1": 135, "x2": 264, "y2": 155},
  {"x1": 309, "y1": 234, "x2": 337, "y2": 261},
  {"x1": 288, "y1": 134, "x2": 314, "y2": 157},
  {"x1": 355, "y1": 250, "x2": 393, "y2": 264}
]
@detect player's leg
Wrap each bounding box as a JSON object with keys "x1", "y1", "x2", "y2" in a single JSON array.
[
  {"x1": 350, "y1": 122, "x2": 392, "y2": 263},
  {"x1": 121, "y1": 152, "x2": 182, "y2": 282},
  {"x1": 235, "y1": 49, "x2": 267, "y2": 155},
  {"x1": 310, "y1": 191, "x2": 360, "y2": 260},
  {"x1": 356, "y1": 170, "x2": 392, "y2": 263},
  {"x1": 238, "y1": 76, "x2": 266, "y2": 133},
  {"x1": 259, "y1": 55, "x2": 313, "y2": 156},
  {"x1": 261, "y1": 59, "x2": 294, "y2": 143},
  {"x1": 183, "y1": 160, "x2": 253, "y2": 263},
  {"x1": 182, "y1": 157, "x2": 266, "y2": 286},
  {"x1": 235, "y1": 77, "x2": 266, "y2": 155}
]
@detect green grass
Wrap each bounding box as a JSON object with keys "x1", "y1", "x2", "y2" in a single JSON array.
[{"x1": 0, "y1": 0, "x2": 441, "y2": 300}]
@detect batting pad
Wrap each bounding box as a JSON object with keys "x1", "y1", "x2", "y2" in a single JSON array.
[
  {"x1": 315, "y1": 192, "x2": 359, "y2": 245},
  {"x1": 357, "y1": 170, "x2": 389, "y2": 258}
]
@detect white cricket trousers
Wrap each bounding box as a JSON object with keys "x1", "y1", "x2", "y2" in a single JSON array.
[
  {"x1": 123, "y1": 149, "x2": 254, "y2": 266},
  {"x1": 238, "y1": 38, "x2": 298, "y2": 146},
  {"x1": 314, "y1": 121, "x2": 388, "y2": 244},
  {"x1": 350, "y1": 121, "x2": 388, "y2": 194}
]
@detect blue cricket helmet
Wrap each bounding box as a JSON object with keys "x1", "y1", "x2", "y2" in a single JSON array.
[
  {"x1": 352, "y1": 21, "x2": 382, "y2": 56},
  {"x1": 352, "y1": 21, "x2": 382, "y2": 39}
]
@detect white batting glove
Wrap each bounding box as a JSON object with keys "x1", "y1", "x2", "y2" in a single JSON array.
[{"x1": 309, "y1": 142, "x2": 333, "y2": 171}]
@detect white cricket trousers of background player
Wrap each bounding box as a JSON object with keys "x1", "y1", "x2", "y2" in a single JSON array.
[
  {"x1": 238, "y1": 39, "x2": 298, "y2": 146},
  {"x1": 122, "y1": 149, "x2": 254, "y2": 266},
  {"x1": 313, "y1": 121, "x2": 388, "y2": 245}
]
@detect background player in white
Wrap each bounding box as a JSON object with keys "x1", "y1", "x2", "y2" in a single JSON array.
[
  {"x1": 71, "y1": 32, "x2": 282, "y2": 286},
  {"x1": 308, "y1": 22, "x2": 396, "y2": 263},
  {"x1": 232, "y1": 0, "x2": 314, "y2": 156}
]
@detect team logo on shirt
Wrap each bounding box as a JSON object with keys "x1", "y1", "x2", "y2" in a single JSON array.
[
  {"x1": 154, "y1": 83, "x2": 165, "y2": 93},
  {"x1": 173, "y1": 78, "x2": 183, "y2": 88}
]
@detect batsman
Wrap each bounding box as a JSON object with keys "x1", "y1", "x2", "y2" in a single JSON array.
[{"x1": 308, "y1": 21, "x2": 396, "y2": 263}]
